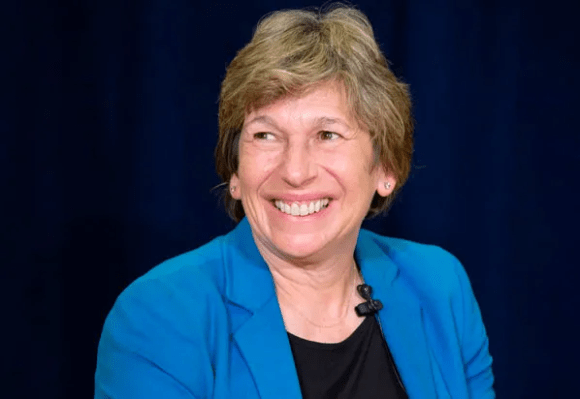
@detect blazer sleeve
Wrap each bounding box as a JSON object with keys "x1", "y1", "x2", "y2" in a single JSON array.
[
  {"x1": 453, "y1": 259, "x2": 495, "y2": 398},
  {"x1": 94, "y1": 279, "x2": 211, "y2": 399}
]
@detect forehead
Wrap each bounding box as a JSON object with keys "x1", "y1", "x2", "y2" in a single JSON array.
[{"x1": 243, "y1": 81, "x2": 356, "y2": 129}]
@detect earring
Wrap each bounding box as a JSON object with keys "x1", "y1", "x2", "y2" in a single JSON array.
[
  {"x1": 230, "y1": 186, "x2": 236, "y2": 193},
  {"x1": 384, "y1": 182, "x2": 391, "y2": 189}
]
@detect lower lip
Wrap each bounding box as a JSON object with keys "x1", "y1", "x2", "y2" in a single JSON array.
[{"x1": 270, "y1": 200, "x2": 333, "y2": 220}]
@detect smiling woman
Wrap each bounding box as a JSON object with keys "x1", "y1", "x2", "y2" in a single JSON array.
[{"x1": 94, "y1": 3, "x2": 495, "y2": 399}]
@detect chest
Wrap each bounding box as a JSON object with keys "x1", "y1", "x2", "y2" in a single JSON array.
[
  {"x1": 287, "y1": 315, "x2": 408, "y2": 399},
  {"x1": 211, "y1": 292, "x2": 467, "y2": 398},
  {"x1": 208, "y1": 318, "x2": 457, "y2": 399}
]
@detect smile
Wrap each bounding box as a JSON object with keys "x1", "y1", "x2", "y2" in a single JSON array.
[{"x1": 273, "y1": 198, "x2": 331, "y2": 216}]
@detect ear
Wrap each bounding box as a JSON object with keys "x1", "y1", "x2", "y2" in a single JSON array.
[
  {"x1": 229, "y1": 174, "x2": 241, "y2": 200},
  {"x1": 376, "y1": 167, "x2": 397, "y2": 197}
]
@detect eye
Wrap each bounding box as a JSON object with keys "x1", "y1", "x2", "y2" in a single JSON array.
[
  {"x1": 253, "y1": 132, "x2": 275, "y2": 140},
  {"x1": 319, "y1": 131, "x2": 340, "y2": 140}
]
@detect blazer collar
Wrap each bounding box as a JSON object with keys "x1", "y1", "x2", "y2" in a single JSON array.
[
  {"x1": 223, "y1": 220, "x2": 436, "y2": 399},
  {"x1": 223, "y1": 219, "x2": 303, "y2": 399},
  {"x1": 223, "y1": 218, "x2": 275, "y2": 313}
]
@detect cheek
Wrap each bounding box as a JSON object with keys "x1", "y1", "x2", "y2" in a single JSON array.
[
  {"x1": 325, "y1": 149, "x2": 374, "y2": 180},
  {"x1": 238, "y1": 147, "x2": 280, "y2": 185}
]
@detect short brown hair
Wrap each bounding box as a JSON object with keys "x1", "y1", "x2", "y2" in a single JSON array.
[{"x1": 215, "y1": 3, "x2": 413, "y2": 222}]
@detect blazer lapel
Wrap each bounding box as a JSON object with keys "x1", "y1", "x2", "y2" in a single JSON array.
[
  {"x1": 223, "y1": 220, "x2": 302, "y2": 399},
  {"x1": 357, "y1": 232, "x2": 437, "y2": 399},
  {"x1": 378, "y1": 283, "x2": 437, "y2": 398},
  {"x1": 232, "y1": 297, "x2": 303, "y2": 399}
]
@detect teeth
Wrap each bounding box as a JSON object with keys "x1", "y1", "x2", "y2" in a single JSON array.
[
  {"x1": 274, "y1": 198, "x2": 331, "y2": 217},
  {"x1": 291, "y1": 203, "x2": 299, "y2": 216}
]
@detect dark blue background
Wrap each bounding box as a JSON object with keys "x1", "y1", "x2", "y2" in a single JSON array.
[{"x1": 3, "y1": 0, "x2": 578, "y2": 397}]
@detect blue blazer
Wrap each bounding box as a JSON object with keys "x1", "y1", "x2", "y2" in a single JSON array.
[{"x1": 95, "y1": 218, "x2": 494, "y2": 398}]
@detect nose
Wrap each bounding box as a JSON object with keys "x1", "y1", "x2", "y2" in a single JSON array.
[{"x1": 280, "y1": 141, "x2": 317, "y2": 187}]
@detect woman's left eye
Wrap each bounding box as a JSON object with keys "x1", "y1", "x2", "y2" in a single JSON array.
[{"x1": 319, "y1": 131, "x2": 340, "y2": 140}]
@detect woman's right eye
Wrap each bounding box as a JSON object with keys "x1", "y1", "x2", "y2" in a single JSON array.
[{"x1": 253, "y1": 132, "x2": 275, "y2": 140}]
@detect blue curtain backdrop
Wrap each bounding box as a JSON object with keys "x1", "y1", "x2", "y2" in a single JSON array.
[{"x1": 3, "y1": 0, "x2": 578, "y2": 397}]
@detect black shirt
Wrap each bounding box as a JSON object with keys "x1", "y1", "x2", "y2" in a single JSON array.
[{"x1": 287, "y1": 315, "x2": 408, "y2": 399}]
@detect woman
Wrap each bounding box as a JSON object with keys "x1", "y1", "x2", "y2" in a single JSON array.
[{"x1": 95, "y1": 4, "x2": 494, "y2": 399}]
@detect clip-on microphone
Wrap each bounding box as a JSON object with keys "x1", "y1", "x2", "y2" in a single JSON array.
[{"x1": 354, "y1": 284, "x2": 383, "y2": 316}]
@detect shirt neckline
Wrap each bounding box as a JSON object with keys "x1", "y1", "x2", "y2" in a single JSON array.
[{"x1": 286, "y1": 315, "x2": 372, "y2": 350}]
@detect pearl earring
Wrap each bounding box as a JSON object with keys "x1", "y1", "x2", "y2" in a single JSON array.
[
  {"x1": 230, "y1": 186, "x2": 236, "y2": 193},
  {"x1": 384, "y1": 182, "x2": 391, "y2": 189}
]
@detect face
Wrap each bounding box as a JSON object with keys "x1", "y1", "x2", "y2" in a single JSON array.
[{"x1": 230, "y1": 81, "x2": 396, "y2": 263}]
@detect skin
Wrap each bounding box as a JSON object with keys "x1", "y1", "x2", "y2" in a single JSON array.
[{"x1": 230, "y1": 81, "x2": 396, "y2": 342}]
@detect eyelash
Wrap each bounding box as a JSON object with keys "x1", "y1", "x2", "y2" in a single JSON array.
[{"x1": 252, "y1": 131, "x2": 340, "y2": 141}]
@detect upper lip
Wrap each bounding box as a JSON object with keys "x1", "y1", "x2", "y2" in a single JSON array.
[{"x1": 269, "y1": 193, "x2": 333, "y2": 202}]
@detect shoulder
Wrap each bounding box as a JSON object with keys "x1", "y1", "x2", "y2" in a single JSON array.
[
  {"x1": 100, "y1": 233, "x2": 230, "y2": 362},
  {"x1": 121, "y1": 234, "x2": 226, "y2": 307},
  {"x1": 96, "y1": 234, "x2": 232, "y2": 397},
  {"x1": 359, "y1": 229, "x2": 469, "y2": 301}
]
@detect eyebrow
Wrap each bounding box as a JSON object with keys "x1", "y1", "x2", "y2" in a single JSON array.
[{"x1": 244, "y1": 115, "x2": 351, "y2": 129}]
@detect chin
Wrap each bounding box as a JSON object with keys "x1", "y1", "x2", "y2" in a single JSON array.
[{"x1": 268, "y1": 231, "x2": 330, "y2": 260}]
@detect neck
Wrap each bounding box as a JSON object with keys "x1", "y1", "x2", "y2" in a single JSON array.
[
  {"x1": 251, "y1": 230, "x2": 364, "y2": 326},
  {"x1": 270, "y1": 256, "x2": 361, "y2": 323}
]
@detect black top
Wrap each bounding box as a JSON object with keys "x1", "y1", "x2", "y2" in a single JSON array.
[{"x1": 287, "y1": 315, "x2": 408, "y2": 399}]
